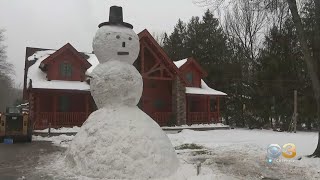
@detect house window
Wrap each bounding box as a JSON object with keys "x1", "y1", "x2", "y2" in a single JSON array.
[
  {"x1": 186, "y1": 72, "x2": 193, "y2": 83},
  {"x1": 60, "y1": 63, "x2": 72, "y2": 78},
  {"x1": 154, "y1": 99, "x2": 165, "y2": 110},
  {"x1": 59, "y1": 96, "x2": 70, "y2": 112}
]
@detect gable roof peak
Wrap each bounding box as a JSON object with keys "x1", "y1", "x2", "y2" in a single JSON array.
[{"x1": 40, "y1": 43, "x2": 92, "y2": 69}]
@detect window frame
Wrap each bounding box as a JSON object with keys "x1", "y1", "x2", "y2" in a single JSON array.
[
  {"x1": 59, "y1": 62, "x2": 73, "y2": 79},
  {"x1": 186, "y1": 72, "x2": 193, "y2": 84}
]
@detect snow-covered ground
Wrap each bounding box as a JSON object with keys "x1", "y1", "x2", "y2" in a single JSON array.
[
  {"x1": 34, "y1": 123, "x2": 229, "y2": 133},
  {"x1": 162, "y1": 123, "x2": 229, "y2": 130},
  {"x1": 33, "y1": 129, "x2": 320, "y2": 179}
]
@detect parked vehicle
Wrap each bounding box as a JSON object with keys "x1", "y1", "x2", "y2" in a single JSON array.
[{"x1": 0, "y1": 107, "x2": 32, "y2": 142}]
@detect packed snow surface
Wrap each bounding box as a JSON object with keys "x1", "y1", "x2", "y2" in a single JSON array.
[
  {"x1": 65, "y1": 106, "x2": 179, "y2": 179},
  {"x1": 92, "y1": 25, "x2": 140, "y2": 64}
]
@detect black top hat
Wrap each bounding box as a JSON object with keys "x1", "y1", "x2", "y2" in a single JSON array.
[{"x1": 98, "y1": 6, "x2": 133, "y2": 29}]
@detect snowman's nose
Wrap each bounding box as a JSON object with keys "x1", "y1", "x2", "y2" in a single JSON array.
[{"x1": 122, "y1": 42, "x2": 126, "y2": 47}]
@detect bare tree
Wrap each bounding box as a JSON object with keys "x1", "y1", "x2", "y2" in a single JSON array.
[
  {"x1": 0, "y1": 29, "x2": 13, "y2": 75},
  {"x1": 224, "y1": 0, "x2": 267, "y2": 63},
  {"x1": 0, "y1": 29, "x2": 15, "y2": 111},
  {"x1": 285, "y1": 0, "x2": 320, "y2": 157},
  {"x1": 151, "y1": 32, "x2": 166, "y2": 47}
]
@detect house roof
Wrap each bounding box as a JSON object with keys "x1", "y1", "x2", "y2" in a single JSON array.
[
  {"x1": 40, "y1": 43, "x2": 92, "y2": 70},
  {"x1": 174, "y1": 57, "x2": 208, "y2": 77},
  {"x1": 173, "y1": 58, "x2": 226, "y2": 96},
  {"x1": 138, "y1": 29, "x2": 188, "y2": 84},
  {"x1": 26, "y1": 48, "x2": 98, "y2": 91},
  {"x1": 186, "y1": 80, "x2": 227, "y2": 96},
  {"x1": 25, "y1": 30, "x2": 225, "y2": 96},
  {"x1": 174, "y1": 59, "x2": 188, "y2": 68}
]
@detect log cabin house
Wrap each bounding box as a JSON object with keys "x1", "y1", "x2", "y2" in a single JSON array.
[{"x1": 23, "y1": 29, "x2": 226, "y2": 130}]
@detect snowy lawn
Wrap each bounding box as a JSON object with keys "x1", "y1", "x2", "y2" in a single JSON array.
[
  {"x1": 34, "y1": 126, "x2": 81, "y2": 133},
  {"x1": 33, "y1": 129, "x2": 320, "y2": 179}
]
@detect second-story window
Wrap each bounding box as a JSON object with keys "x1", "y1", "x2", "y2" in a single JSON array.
[
  {"x1": 186, "y1": 72, "x2": 193, "y2": 84},
  {"x1": 60, "y1": 62, "x2": 72, "y2": 78}
]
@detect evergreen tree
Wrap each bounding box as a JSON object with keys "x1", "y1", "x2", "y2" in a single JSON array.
[{"x1": 163, "y1": 19, "x2": 187, "y2": 61}]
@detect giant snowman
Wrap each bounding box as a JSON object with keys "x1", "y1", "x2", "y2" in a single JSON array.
[{"x1": 66, "y1": 6, "x2": 179, "y2": 179}]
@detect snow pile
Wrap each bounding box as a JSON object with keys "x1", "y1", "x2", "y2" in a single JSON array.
[
  {"x1": 65, "y1": 106, "x2": 179, "y2": 179},
  {"x1": 34, "y1": 126, "x2": 81, "y2": 133},
  {"x1": 33, "y1": 134, "x2": 74, "y2": 148}
]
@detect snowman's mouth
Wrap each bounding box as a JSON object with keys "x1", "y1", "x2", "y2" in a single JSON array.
[{"x1": 118, "y1": 52, "x2": 129, "y2": 55}]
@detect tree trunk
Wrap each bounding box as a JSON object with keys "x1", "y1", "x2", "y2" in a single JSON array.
[{"x1": 287, "y1": 0, "x2": 320, "y2": 157}]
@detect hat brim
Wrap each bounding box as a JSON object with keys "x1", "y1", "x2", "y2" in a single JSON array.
[{"x1": 98, "y1": 22, "x2": 133, "y2": 29}]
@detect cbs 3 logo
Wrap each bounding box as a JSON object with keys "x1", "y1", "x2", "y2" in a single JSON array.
[{"x1": 267, "y1": 143, "x2": 296, "y2": 159}]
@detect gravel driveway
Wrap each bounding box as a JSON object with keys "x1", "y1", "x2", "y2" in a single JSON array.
[{"x1": 0, "y1": 141, "x2": 63, "y2": 180}]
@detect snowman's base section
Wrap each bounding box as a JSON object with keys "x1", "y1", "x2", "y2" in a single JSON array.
[{"x1": 65, "y1": 106, "x2": 179, "y2": 179}]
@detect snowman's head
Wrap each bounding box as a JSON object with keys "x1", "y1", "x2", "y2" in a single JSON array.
[{"x1": 93, "y1": 25, "x2": 140, "y2": 64}]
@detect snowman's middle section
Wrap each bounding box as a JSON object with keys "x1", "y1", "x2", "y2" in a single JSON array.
[{"x1": 90, "y1": 60, "x2": 143, "y2": 109}]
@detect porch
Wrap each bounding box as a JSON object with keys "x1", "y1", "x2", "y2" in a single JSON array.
[
  {"x1": 152, "y1": 95, "x2": 221, "y2": 126},
  {"x1": 152, "y1": 111, "x2": 220, "y2": 127},
  {"x1": 33, "y1": 91, "x2": 95, "y2": 129},
  {"x1": 36, "y1": 112, "x2": 88, "y2": 129},
  {"x1": 186, "y1": 95, "x2": 221, "y2": 125}
]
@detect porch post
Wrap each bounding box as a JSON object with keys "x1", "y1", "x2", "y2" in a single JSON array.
[
  {"x1": 53, "y1": 94, "x2": 57, "y2": 127},
  {"x1": 85, "y1": 94, "x2": 89, "y2": 117},
  {"x1": 36, "y1": 94, "x2": 40, "y2": 128},
  {"x1": 186, "y1": 95, "x2": 189, "y2": 124},
  {"x1": 141, "y1": 45, "x2": 145, "y2": 73},
  {"x1": 207, "y1": 96, "x2": 210, "y2": 123},
  {"x1": 217, "y1": 96, "x2": 220, "y2": 123}
]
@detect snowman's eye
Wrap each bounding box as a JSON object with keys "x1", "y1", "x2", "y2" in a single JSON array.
[
  {"x1": 116, "y1": 35, "x2": 120, "y2": 39},
  {"x1": 129, "y1": 37, "x2": 132, "y2": 40}
]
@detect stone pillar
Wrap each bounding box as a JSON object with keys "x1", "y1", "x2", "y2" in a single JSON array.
[{"x1": 172, "y1": 76, "x2": 186, "y2": 126}]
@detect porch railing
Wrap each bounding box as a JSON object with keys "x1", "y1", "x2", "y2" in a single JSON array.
[
  {"x1": 187, "y1": 112, "x2": 220, "y2": 125},
  {"x1": 36, "y1": 112, "x2": 87, "y2": 130},
  {"x1": 153, "y1": 112, "x2": 172, "y2": 126},
  {"x1": 152, "y1": 111, "x2": 220, "y2": 126}
]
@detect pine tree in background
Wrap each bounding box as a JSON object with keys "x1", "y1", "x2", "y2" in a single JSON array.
[
  {"x1": 185, "y1": 16, "x2": 202, "y2": 59},
  {"x1": 163, "y1": 19, "x2": 187, "y2": 61}
]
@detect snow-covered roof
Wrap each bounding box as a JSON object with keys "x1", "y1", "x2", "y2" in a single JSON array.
[
  {"x1": 173, "y1": 59, "x2": 188, "y2": 68},
  {"x1": 173, "y1": 59, "x2": 226, "y2": 96},
  {"x1": 186, "y1": 80, "x2": 227, "y2": 96},
  {"x1": 27, "y1": 50, "x2": 99, "y2": 91}
]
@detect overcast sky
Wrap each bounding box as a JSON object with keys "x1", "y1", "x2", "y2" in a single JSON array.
[{"x1": 0, "y1": 0, "x2": 208, "y2": 87}]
